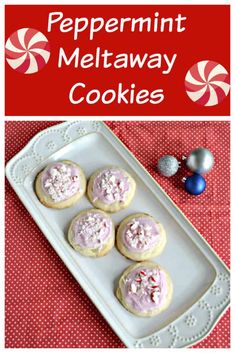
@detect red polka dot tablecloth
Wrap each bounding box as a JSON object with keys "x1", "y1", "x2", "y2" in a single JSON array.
[{"x1": 5, "y1": 121, "x2": 230, "y2": 348}]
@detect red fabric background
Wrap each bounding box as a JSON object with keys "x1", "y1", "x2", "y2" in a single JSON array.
[
  {"x1": 5, "y1": 121, "x2": 230, "y2": 348},
  {"x1": 5, "y1": 5, "x2": 230, "y2": 116}
]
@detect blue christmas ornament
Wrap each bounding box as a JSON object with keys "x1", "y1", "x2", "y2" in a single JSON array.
[{"x1": 183, "y1": 173, "x2": 206, "y2": 195}]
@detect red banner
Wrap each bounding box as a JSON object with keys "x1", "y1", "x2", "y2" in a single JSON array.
[{"x1": 5, "y1": 5, "x2": 230, "y2": 116}]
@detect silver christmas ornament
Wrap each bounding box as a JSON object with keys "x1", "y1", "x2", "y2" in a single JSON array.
[
  {"x1": 183, "y1": 147, "x2": 214, "y2": 174},
  {"x1": 157, "y1": 155, "x2": 180, "y2": 177}
]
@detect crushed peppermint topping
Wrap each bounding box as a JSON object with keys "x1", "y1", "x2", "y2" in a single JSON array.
[
  {"x1": 129, "y1": 268, "x2": 161, "y2": 304},
  {"x1": 93, "y1": 169, "x2": 129, "y2": 204},
  {"x1": 43, "y1": 163, "x2": 80, "y2": 202},
  {"x1": 124, "y1": 219, "x2": 155, "y2": 250},
  {"x1": 73, "y1": 213, "x2": 111, "y2": 250}
]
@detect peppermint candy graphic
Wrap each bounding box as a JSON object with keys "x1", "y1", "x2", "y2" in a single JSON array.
[
  {"x1": 5, "y1": 28, "x2": 50, "y2": 74},
  {"x1": 185, "y1": 60, "x2": 230, "y2": 107}
]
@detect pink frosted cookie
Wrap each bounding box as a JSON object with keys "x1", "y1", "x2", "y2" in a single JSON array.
[
  {"x1": 68, "y1": 209, "x2": 115, "y2": 257},
  {"x1": 116, "y1": 213, "x2": 166, "y2": 261},
  {"x1": 116, "y1": 262, "x2": 173, "y2": 317},
  {"x1": 87, "y1": 167, "x2": 136, "y2": 213},
  {"x1": 35, "y1": 160, "x2": 86, "y2": 209}
]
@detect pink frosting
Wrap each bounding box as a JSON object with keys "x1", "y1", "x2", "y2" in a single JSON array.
[
  {"x1": 72, "y1": 212, "x2": 113, "y2": 250},
  {"x1": 42, "y1": 162, "x2": 80, "y2": 202},
  {"x1": 92, "y1": 168, "x2": 130, "y2": 205},
  {"x1": 120, "y1": 266, "x2": 168, "y2": 313},
  {"x1": 122, "y1": 216, "x2": 160, "y2": 252}
]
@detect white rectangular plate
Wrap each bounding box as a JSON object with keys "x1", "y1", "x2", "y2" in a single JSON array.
[{"x1": 6, "y1": 121, "x2": 230, "y2": 348}]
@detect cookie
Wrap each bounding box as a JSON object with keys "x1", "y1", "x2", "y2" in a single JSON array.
[
  {"x1": 116, "y1": 261, "x2": 173, "y2": 317},
  {"x1": 35, "y1": 160, "x2": 86, "y2": 209},
  {"x1": 116, "y1": 213, "x2": 166, "y2": 261},
  {"x1": 68, "y1": 209, "x2": 115, "y2": 257},
  {"x1": 87, "y1": 167, "x2": 136, "y2": 213}
]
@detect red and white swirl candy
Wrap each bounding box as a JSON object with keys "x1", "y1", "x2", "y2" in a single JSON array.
[
  {"x1": 185, "y1": 60, "x2": 230, "y2": 106},
  {"x1": 5, "y1": 28, "x2": 50, "y2": 74}
]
